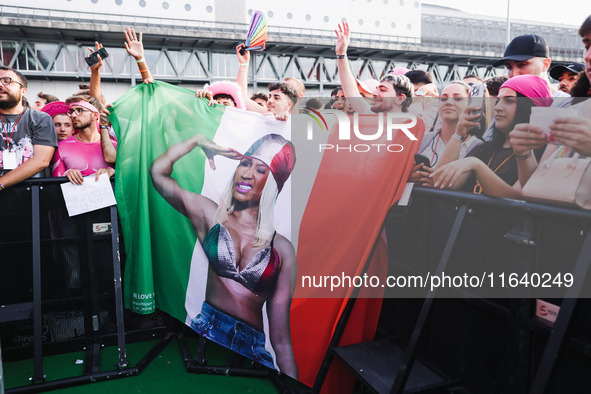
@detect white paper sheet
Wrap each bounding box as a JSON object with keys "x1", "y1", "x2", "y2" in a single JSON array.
[{"x1": 60, "y1": 173, "x2": 117, "y2": 216}]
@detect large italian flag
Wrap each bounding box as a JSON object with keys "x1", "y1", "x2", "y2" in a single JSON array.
[{"x1": 110, "y1": 81, "x2": 423, "y2": 389}]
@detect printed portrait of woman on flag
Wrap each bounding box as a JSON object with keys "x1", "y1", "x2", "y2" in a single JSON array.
[{"x1": 150, "y1": 133, "x2": 298, "y2": 378}]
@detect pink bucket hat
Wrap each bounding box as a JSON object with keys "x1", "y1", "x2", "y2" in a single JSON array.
[
  {"x1": 204, "y1": 81, "x2": 246, "y2": 110},
  {"x1": 40, "y1": 101, "x2": 69, "y2": 118}
]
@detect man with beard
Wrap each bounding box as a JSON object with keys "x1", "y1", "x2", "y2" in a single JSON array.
[
  {"x1": 52, "y1": 95, "x2": 116, "y2": 184},
  {"x1": 0, "y1": 66, "x2": 56, "y2": 191},
  {"x1": 549, "y1": 62, "x2": 584, "y2": 95}
]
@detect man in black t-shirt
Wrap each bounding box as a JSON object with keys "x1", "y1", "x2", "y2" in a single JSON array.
[{"x1": 0, "y1": 66, "x2": 57, "y2": 190}]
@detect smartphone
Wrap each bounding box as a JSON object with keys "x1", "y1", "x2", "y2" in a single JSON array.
[
  {"x1": 85, "y1": 47, "x2": 109, "y2": 67},
  {"x1": 468, "y1": 83, "x2": 487, "y2": 115},
  {"x1": 414, "y1": 153, "x2": 431, "y2": 168}
]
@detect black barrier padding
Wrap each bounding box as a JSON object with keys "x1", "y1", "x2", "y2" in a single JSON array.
[
  {"x1": 536, "y1": 217, "x2": 584, "y2": 280},
  {"x1": 1, "y1": 180, "x2": 169, "y2": 362},
  {"x1": 0, "y1": 182, "x2": 114, "y2": 353},
  {"x1": 533, "y1": 332, "x2": 591, "y2": 393},
  {"x1": 425, "y1": 299, "x2": 513, "y2": 393},
  {"x1": 376, "y1": 298, "x2": 423, "y2": 344},
  {"x1": 385, "y1": 198, "x2": 434, "y2": 280},
  {"x1": 0, "y1": 184, "x2": 34, "y2": 304},
  {"x1": 379, "y1": 191, "x2": 591, "y2": 393}
]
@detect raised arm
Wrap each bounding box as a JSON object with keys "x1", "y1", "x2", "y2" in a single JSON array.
[
  {"x1": 88, "y1": 41, "x2": 104, "y2": 101},
  {"x1": 436, "y1": 106, "x2": 481, "y2": 168},
  {"x1": 235, "y1": 44, "x2": 268, "y2": 114},
  {"x1": 266, "y1": 235, "x2": 298, "y2": 379},
  {"x1": 150, "y1": 135, "x2": 240, "y2": 232},
  {"x1": 236, "y1": 44, "x2": 250, "y2": 101},
  {"x1": 335, "y1": 22, "x2": 364, "y2": 112},
  {"x1": 124, "y1": 27, "x2": 154, "y2": 84}
]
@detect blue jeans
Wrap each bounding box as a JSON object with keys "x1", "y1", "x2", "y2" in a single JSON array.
[{"x1": 190, "y1": 301, "x2": 275, "y2": 370}]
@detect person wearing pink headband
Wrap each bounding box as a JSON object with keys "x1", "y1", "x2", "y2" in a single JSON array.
[
  {"x1": 52, "y1": 95, "x2": 117, "y2": 184},
  {"x1": 499, "y1": 75, "x2": 553, "y2": 108},
  {"x1": 41, "y1": 101, "x2": 74, "y2": 141},
  {"x1": 431, "y1": 74, "x2": 554, "y2": 198},
  {"x1": 150, "y1": 133, "x2": 298, "y2": 378}
]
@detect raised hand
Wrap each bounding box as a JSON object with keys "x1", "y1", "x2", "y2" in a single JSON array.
[
  {"x1": 87, "y1": 41, "x2": 104, "y2": 71},
  {"x1": 236, "y1": 44, "x2": 251, "y2": 65},
  {"x1": 455, "y1": 105, "x2": 482, "y2": 137},
  {"x1": 335, "y1": 22, "x2": 351, "y2": 56},
  {"x1": 124, "y1": 27, "x2": 145, "y2": 60},
  {"x1": 196, "y1": 136, "x2": 243, "y2": 170}
]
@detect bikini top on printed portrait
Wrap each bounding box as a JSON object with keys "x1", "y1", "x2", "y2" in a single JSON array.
[{"x1": 202, "y1": 223, "x2": 281, "y2": 296}]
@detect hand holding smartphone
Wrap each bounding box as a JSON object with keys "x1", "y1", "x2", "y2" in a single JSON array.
[
  {"x1": 414, "y1": 153, "x2": 431, "y2": 168},
  {"x1": 85, "y1": 47, "x2": 109, "y2": 67},
  {"x1": 468, "y1": 83, "x2": 487, "y2": 115}
]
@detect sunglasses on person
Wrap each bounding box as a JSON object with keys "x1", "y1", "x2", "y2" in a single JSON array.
[{"x1": 0, "y1": 76, "x2": 25, "y2": 87}]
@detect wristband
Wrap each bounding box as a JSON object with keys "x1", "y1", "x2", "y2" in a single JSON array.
[
  {"x1": 239, "y1": 63, "x2": 249, "y2": 67},
  {"x1": 336, "y1": 54, "x2": 346, "y2": 59},
  {"x1": 452, "y1": 133, "x2": 468, "y2": 142},
  {"x1": 516, "y1": 150, "x2": 533, "y2": 160},
  {"x1": 136, "y1": 58, "x2": 145, "y2": 64},
  {"x1": 0, "y1": 182, "x2": 4, "y2": 190}
]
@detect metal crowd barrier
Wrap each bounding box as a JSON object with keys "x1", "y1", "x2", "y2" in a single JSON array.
[
  {"x1": 316, "y1": 187, "x2": 591, "y2": 393},
  {"x1": 3, "y1": 177, "x2": 591, "y2": 393},
  {"x1": 0, "y1": 178, "x2": 169, "y2": 393}
]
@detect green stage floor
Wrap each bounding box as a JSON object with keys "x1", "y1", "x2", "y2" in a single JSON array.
[{"x1": 3, "y1": 336, "x2": 307, "y2": 393}]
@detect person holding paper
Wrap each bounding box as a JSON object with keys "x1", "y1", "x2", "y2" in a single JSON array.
[
  {"x1": 52, "y1": 95, "x2": 116, "y2": 184},
  {"x1": 510, "y1": 15, "x2": 591, "y2": 170},
  {"x1": 548, "y1": 14, "x2": 591, "y2": 157},
  {"x1": 0, "y1": 66, "x2": 57, "y2": 191}
]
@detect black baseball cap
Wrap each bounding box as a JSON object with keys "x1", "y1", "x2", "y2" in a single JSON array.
[
  {"x1": 549, "y1": 62, "x2": 584, "y2": 80},
  {"x1": 493, "y1": 34, "x2": 550, "y2": 67}
]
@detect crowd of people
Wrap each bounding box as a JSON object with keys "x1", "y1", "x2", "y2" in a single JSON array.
[
  {"x1": 0, "y1": 12, "x2": 589, "y2": 381},
  {"x1": 1, "y1": 16, "x2": 590, "y2": 202}
]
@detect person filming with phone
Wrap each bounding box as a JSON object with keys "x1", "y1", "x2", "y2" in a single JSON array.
[
  {"x1": 435, "y1": 82, "x2": 490, "y2": 168},
  {"x1": 409, "y1": 81, "x2": 483, "y2": 186}
]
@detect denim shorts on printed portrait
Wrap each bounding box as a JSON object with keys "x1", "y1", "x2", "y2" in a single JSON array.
[{"x1": 190, "y1": 301, "x2": 275, "y2": 370}]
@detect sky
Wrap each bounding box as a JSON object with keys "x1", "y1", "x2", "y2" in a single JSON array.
[{"x1": 424, "y1": 0, "x2": 588, "y2": 27}]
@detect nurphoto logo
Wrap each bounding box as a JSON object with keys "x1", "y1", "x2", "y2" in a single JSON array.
[{"x1": 302, "y1": 109, "x2": 418, "y2": 153}]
